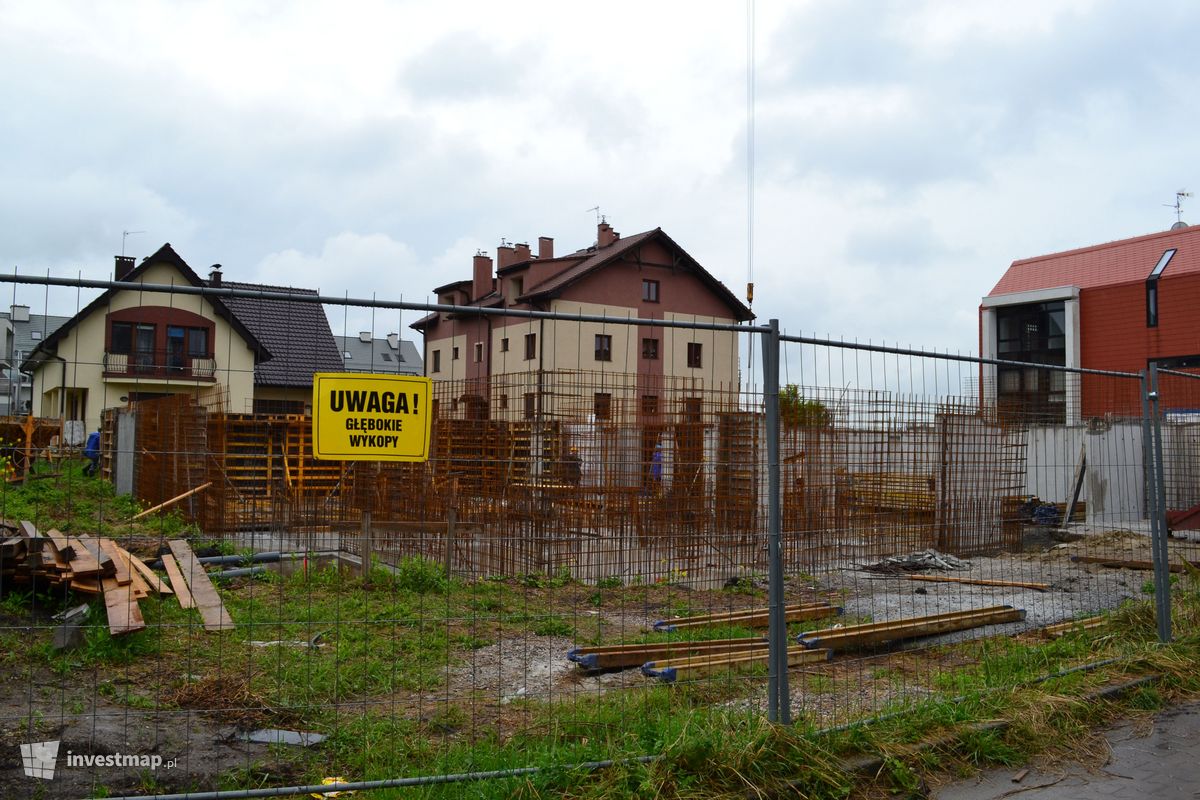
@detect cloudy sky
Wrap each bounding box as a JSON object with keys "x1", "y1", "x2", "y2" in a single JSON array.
[{"x1": 2, "y1": 0, "x2": 1197, "y2": 353}]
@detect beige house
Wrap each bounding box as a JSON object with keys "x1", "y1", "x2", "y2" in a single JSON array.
[{"x1": 24, "y1": 244, "x2": 344, "y2": 433}]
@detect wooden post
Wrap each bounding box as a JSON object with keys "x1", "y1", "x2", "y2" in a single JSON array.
[{"x1": 359, "y1": 509, "x2": 372, "y2": 580}]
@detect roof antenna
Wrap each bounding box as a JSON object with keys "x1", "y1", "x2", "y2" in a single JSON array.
[
  {"x1": 586, "y1": 206, "x2": 602, "y2": 224},
  {"x1": 121, "y1": 230, "x2": 145, "y2": 256},
  {"x1": 1165, "y1": 190, "x2": 1192, "y2": 228}
]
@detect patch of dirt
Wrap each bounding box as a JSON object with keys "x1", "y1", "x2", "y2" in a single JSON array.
[{"x1": 0, "y1": 665, "x2": 297, "y2": 800}]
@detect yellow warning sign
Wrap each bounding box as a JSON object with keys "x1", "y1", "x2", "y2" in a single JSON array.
[{"x1": 312, "y1": 373, "x2": 432, "y2": 462}]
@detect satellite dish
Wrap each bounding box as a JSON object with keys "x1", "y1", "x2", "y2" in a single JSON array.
[{"x1": 1171, "y1": 221, "x2": 1189, "y2": 230}]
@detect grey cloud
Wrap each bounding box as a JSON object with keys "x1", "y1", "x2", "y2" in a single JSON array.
[{"x1": 757, "y1": 2, "x2": 1200, "y2": 191}]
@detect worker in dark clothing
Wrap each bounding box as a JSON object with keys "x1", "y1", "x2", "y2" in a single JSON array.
[{"x1": 84, "y1": 430, "x2": 101, "y2": 477}]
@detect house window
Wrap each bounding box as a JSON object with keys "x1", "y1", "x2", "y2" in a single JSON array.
[
  {"x1": 501, "y1": 337, "x2": 509, "y2": 352},
  {"x1": 642, "y1": 279, "x2": 659, "y2": 303},
  {"x1": 452, "y1": 346, "x2": 460, "y2": 360},
  {"x1": 595, "y1": 334, "x2": 612, "y2": 362},
  {"x1": 641, "y1": 395, "x2": 659, "y2": 416},
  {"x1": 593, "y1": 392, "x2": 612, "y2": 421},
  {"x1": 499, "y1": 394, "x2": 508, "y2": 410},
  {"x1": 474, "y1": 342, "x2": 483, "y2": 363},
  {"x1": 381, "y1": 352, "x2": 392, "y2": 362},
  {"x1": 165, "y1": 326, "x2": 209, "y2": 372},
  {"x1": 343, "y1": 351, "x2": 352, "y2": 359},
  {"x1": 431, "y1": 350, "x2": 441, "y2": 373},
  {"x1": 510, "y1": 277, "x2": 523, "y2": 299},
  {"x1": 642, "y1": 337, "x2": 659, "y2": 359},
  {"x1": 30, "y1": 330, "x2": 41, "y2": 340},
  {"x1": 687, "y1": 342, "x2": 703, "y2": 368},
  {"x1": 524, "y1": 392, "x2": 537, "y2": 419},
  {"x1": 111, "y1": 322, "x2": 156, "y2": 372},
  {"x1": 524, "y1": 333, "x2": 537, "y2": 360}
]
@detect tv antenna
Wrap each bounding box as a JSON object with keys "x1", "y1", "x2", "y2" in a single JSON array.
[
  {"x1": 1164, "y1": 191, "x2": 1192, "y2": 225},
  {"x1": 586, "y1": 206, "x2": 603, "y2": 224},
  {"x1": 121, "y1": 230, "x2": 145, "y2": 257}
]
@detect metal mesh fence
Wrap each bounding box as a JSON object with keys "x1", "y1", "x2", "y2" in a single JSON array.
[{"x1": 0, "y1": 276, "x2": 1189, "y2": 798}]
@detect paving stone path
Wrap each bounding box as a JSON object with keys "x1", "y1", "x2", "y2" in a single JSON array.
[{"x1": 933, "y1": 700, "x2": 1200, "y2": 799}]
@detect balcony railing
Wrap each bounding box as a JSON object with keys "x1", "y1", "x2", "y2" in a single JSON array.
[{"x1": 103, "y1": 351, "x2": 217, "y2": 381}]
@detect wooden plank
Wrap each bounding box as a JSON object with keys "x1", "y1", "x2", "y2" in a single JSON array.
[
  {"x1": 121, "y1": 547, "x2": 173, "y2": 595},
  {"x1": 128, "y1": 568, "x2": 151, "y2": 600},
  {"x1": 1064, "y1": 444, "x2": 1087, "y2": 524},
  {"x1": 643, "y1": 646, "x2": 832, "y2": 682},
  {"x1": 1042, "y1": 616, "x2": 1107, "y2": 638},
  {"x1": 568, "y1": 637, "x2": 767, "y2": 670},
  {"x1": 64, "y1": 537, "x2": 103, "y2": 576},
  {"x1": 98, "y1": 540, "x2": 132, "y2": 586},
  {"x1": 653, "y1": 602, "x2": 841, "y2": 632},
  {"x1": 168, "y1": 540, "x2": 233, "y2": 631},
  {"x1": 44, "y1": 529, "x2": 75, "y2": 562},
  {"x1": 907, "y1": 574, "x2": 1050, "y2": 592},
  {"x1": 101, "y1": 576, "x2": 145, "y2": 636},
  {"x1": 160, "y1": 553, "x2": 194, "y2": 609},
  {"x1": 798, "y1": 606, "x2": 1026, "y2": 651},
  {"x1": 75, "y1": 535, "x2": 114, "y2": 577},
  {"x1": 132, "y1": 482, "x2": 212, "y2": 520},
  {"x1": 1070, "y1": 555, "x2": 1194, "y2": 573}
]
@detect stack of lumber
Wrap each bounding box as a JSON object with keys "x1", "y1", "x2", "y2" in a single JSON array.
[
  {"x1": 796, "y1": 605, "x2": 1026, "y2": 651},
  {"x1": 0, "y1": 523, "x2": 233, "y2": 636},
  {"x1": 570, "y1": 604, "x2": 1028, "y2": 683},
  {"x1": 652, "y1": 601, "x2": 842, "y2": 633}
]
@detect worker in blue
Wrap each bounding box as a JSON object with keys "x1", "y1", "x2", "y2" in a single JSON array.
[{"x1": 84, "y1": 429, "x2": 101, "y2": 477}]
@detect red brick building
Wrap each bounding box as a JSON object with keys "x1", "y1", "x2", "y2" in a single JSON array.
[{"x1": 981, "y1": 224, "x2": 1200, "y2": 422}]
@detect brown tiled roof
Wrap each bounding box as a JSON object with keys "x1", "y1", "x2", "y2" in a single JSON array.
[
  {"x1": 221, "y1": 281, "x2": 344, "y2": 388},
  {"x1": 988, "y1": 225, "x2": 1200, "y2": 296}
]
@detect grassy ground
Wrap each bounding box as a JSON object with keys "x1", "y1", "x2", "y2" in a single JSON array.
[{"x1": 2, "y1": 464, "x2": 1199, "y2": 798}]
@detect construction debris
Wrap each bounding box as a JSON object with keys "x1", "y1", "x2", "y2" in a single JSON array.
[
  {"x1": 860, "y1": 549, "x2": 971, "y2": 575},
  {"x1": 0, "y1": 520, "x2": 236, "y2": 636}
]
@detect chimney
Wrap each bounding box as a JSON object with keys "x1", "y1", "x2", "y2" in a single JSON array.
[
  {"x1": 9, "y1": 305, "x2": 28, "y2": 323},
  {"x1": 598, "y1": 220, "x2": 618, "y2": 248},
  {"x1": 473, "y1": 251, "x2": 494, "y2": 300},
  {"x1": 386, "y1": 332, "x2": 399, "y2": 350},
  {"x1": 358, "y1": 331, "x2": 372, "y2": 343},
  {"x1": 209, "y1": 264, "x2": 223, "y2": 286},
  {"x1": 538, "y1": 236, "x2": 554, "y2": 259},
  {"x1": 114, "y1": 255, "x2": 136, "y2": 281},
  {"x1": 514, "y1": 242, "x2": 531, "y2": 263},
  {"x1": 496, "y1": 244, "x2": 518, "y2": 270}
]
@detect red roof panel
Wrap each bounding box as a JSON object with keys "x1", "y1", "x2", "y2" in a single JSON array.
[{"x1": 988, "y1": 225, "x2": 1200, "y2": 297}]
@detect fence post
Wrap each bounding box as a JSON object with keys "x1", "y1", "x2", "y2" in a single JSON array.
[
  {"x1": 761, "y1": 319, "x2": 789, "y2": 724},
  {"x1": 1146, "y1": 364, "x2": 1172, "y2": 643}
]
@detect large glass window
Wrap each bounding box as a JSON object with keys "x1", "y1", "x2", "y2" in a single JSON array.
[{"x1": 994, "y1": 301, "x2": 1066, "y2": 422}]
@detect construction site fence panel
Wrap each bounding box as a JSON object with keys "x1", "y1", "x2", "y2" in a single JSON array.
[{"x1": 0, "y1": 277, "x2": 1189, "y2": 799}]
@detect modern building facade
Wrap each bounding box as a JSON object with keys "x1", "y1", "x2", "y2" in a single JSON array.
[{"x1": 981, "y1": 223, "x2": 1200, "y2": 422}]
